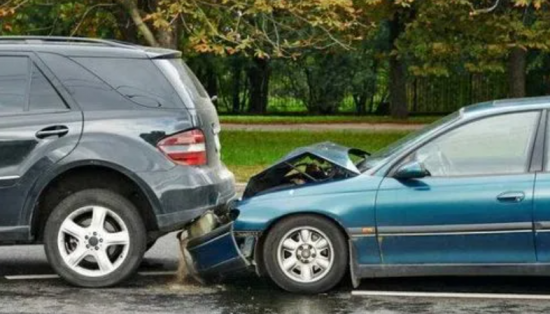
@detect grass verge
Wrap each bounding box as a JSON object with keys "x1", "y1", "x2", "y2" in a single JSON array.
[
  {"x1": 220, "y1": 130, "x2": 410, "y2": 182},
  {"x1": 219, "y1": 115, "x2": 438, "y2": 125}
]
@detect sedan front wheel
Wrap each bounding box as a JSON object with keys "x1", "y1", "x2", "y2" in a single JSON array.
[{"x1": 263, "y1": 215, "x2": 348, "y2": 294}]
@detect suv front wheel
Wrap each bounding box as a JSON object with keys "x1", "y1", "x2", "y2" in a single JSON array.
[{"x1": 44, "y1": 189, "x2": 146, "y2": 287}]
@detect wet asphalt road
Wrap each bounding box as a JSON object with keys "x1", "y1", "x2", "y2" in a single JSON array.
[{"x1": 3, "y1": 235, "x2": 550, "y2": 314}]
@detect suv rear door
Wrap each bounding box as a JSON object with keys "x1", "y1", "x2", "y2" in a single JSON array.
[{"x1": 0, "y1": 52, "x2": 82, "y2": 239}]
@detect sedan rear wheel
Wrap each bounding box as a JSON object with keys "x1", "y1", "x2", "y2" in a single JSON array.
[{"x1": 263, "y1": 215, "x2": 347, "y2": 294}]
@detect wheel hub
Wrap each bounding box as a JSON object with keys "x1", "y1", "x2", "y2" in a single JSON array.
[
  {"x1": 87, "y1": 236, "x2": 100, "y2": 247},
  {"x1": 296, "y1": 244, "x2": 317, "y2": 263}
]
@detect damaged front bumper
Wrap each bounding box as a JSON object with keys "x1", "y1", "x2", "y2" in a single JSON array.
[
  {"x1": 185, "y1": 142, "x2": 369, "y2": 281},
  {"x1": 185, "y1": 221, "x2": 258, "y2": 280}
]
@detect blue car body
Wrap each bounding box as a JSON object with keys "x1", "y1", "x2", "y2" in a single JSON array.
[{"x1": 187, "y1": 97, "x2": 550, "y2": 286}]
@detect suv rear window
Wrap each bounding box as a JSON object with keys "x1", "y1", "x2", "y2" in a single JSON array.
[
  {"x1": 75, "y1": 58, "x2": 185, "y2": 109},
  {"x1": 154, "y1": 59, "x2": 210, "y2": 108}
]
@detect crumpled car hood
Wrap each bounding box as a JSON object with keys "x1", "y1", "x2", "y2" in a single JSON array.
[
  {"x1": 275, "y1": 142, "x2": 364, "y2": 174},
  {"x1": 243, "y1": 142, "x2": 368, "y2": 199}
]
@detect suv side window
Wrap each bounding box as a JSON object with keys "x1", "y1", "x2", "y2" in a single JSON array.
[
  {"x1": 0, "y1": 56, "x2": 29, "y2": 113},
  {"x1": 75, "y1": 58, "x2": 185, "y2": 109},
  {"x1": 29, "y1": 63, "x2": 67, "y2": 111},
  {"x1": 39, "y1": 53, "x2": 132, "y2": 110},
  {"x1": 405, "y1": 111, "x2": 539, "y2": 177}
]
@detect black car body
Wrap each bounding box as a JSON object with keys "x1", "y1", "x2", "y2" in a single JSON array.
[{"x1": 0, "y1": 36, "x2": 235, "y2": 287}]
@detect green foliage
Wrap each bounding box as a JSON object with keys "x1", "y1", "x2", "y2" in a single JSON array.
[
  {"x1": 284, "y1": 52, "x2": 353, "y2": 114},
  {"x1": 150, "y1": 0, "x2": 363, "y2": 58},
  {"x1": 398, "y1": 0, "x2": 550, "y2": 75},
  {"x1": 219, "y1": 115, "x2": 438, "y2": 124},
  {"x1": 3, "y1": 0, "x2": 550, "y2": 117},
  {"x1": 0, "y1": 1, "x2": 121, "y2": 38}
]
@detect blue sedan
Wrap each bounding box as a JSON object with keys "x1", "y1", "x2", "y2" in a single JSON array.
[{"x1": 186, "y1": 97, "x2": 550, "y2": 293}]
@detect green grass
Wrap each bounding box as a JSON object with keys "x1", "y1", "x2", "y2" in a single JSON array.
[
  {"x1": 220, "y1": 130, "x2": 410, "y2": 182},
  {"x1": 219, "y1": 115, "x2": 438, "y2": 125}
]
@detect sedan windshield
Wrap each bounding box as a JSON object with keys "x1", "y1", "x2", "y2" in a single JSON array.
[{"x1": 358, "y1": 111, "x2": 460, "y2": 171}]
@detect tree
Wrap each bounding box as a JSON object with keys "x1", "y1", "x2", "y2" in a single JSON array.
[
  {"x1": 1, "y1": 1, "x2": 123, "y2": 38},
  {"x1": 361, "y1": 0, "x2": 418, "y2": 119},
  {"x1": 348, "y1": 26, "x2": 390, "y2": 115},
  {"x1": 400, "y1": 0, "x2": 550, "y2": 99},
  {"x1": 1, "y1": 0, "x2": 366, "y2": 115},
  {"x1": 147, "y1": 0, "x2": 362, "y2": 113}
]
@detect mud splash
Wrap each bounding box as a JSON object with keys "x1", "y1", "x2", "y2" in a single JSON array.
[{"x1": 175, "y1": 213, "x2": 219, "y2": 284}]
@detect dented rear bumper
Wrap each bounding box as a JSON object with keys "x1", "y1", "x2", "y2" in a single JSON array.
[{"x1": 185, "y1": 222, "x2": 257, "y2": 280}]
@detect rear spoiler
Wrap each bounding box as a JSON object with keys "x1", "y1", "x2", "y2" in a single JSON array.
[{"x1": 145, "y1": 48, "x2": 182, "y2": 59}]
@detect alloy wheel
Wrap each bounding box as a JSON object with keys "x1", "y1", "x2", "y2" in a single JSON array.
[
  {"x1": 57, "y1": 205, "x2": 130, "y2": 277},
  {"x1": 276, "y1": 226, "x2": 334, "y2": 283}
]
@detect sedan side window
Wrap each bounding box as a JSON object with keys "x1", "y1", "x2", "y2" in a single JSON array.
[{"x1": 409, "y1": 112, "x2": 538, "y2": 177}]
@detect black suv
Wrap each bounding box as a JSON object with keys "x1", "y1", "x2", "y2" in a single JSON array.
[{"x1": 0, "y1": 36, "x2": 235, "y2": 287}]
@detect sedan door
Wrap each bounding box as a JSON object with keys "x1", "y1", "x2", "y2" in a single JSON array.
[
  {"x1": 533, "y1": 111, "x2": 550, "y2": 262},
  {"x1": 0, "y1": 53, "x2": 82, "y2": 238},
  {"x1": 375, "y1": 111, "x2": 540, "y2": 264}
]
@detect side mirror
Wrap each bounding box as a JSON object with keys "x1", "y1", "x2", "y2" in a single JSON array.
[{"x1": 394, "y1": 161, "x2": 429, "y2": 180}]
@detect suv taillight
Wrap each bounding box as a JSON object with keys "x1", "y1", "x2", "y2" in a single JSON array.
[{"x1": 157, "y1": 129, "x2": 207, "y2": 166}]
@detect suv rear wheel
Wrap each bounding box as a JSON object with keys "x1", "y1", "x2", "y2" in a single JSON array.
[{"x1": 44, "y1": 189, "x2": 146, "y2": 287}]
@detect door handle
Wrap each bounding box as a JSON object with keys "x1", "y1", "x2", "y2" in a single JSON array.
[
  {"x1": 497, "y1": 191, "x2": 525, "y2": 203},
  {"x1": 36, "y1": 125, "x2": 69, "y2": 139}
]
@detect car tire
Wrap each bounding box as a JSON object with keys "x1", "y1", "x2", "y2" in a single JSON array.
[
  {"x1": 263, "y1": 215, "x2": 348, "y2": 294},
  {"x1": 44, "y1": 189, "x2": 146, "y2": 288}
]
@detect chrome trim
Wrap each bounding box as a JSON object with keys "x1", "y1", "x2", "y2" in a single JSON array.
[
  {"x1": 378, "y1": 222, "x2": 532, "y2": 235},
  {"x1": 0, "y1": 175, "x2": 20, "y2": 181},
  {"x1": 382, "y1": 229, "x2": 531, "y2": 237},
  {"x1": 350, "y1": 234, "x2": 376, "y2": 238},
  {"x1": 535, "y1": 221, "x2": 550, "y2": 230},
  {"x1": 354, "y1": 262, "x2": 550, "y2": 279},
  {"x1": 348, "y1": 227, "x2": 376, "y2": 236}
]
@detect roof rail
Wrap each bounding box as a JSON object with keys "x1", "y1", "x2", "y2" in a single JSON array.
[{"x1": 0, "y1": 36, "x2": 138, "y2": 49}]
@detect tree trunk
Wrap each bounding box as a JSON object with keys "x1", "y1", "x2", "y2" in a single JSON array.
[
  {"x1": 117, "y1": 0, "x2": 158, "y2": 47},
  {"x1": 152, "y1": 0, "x2": 179, "y2": 49},
  {"x1": 232, "y1": 60, "x2": 242, "y2": 113},
  {"x1": 368, "y1": 60, "x2": 379, "y2": 114},
  {"x1": 353, "y1": 94, "x2": 367, "y2": 115},
  {"x1": 113, "y1": 8, "x2": 139, "y2": 44},
  {"x1": 507, "y1": 47, "x2": 527, "y2": 98},
  {"x1": 156, "y1": 26, "x2": 178, "y2": 49},
  {"x1": 247, "y1": 58, "x2": 270, "y2": 114},
  {"x1": 389, "y1": 15, "x2": 408, "y2": 119},
  {"x1": 205, "y1": 71, "x2": 217, "y2": 102}
]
